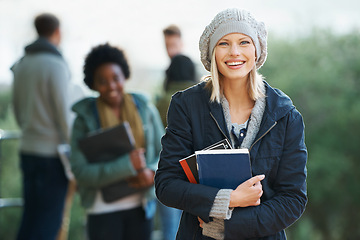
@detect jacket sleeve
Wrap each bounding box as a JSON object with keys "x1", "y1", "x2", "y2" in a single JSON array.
[
  {"x1": 70, "y1": 115, "x2": 137, "y2": 188},
  {"x1": 225, "y1": 109, "x2": 308, "y2": 239},
  {"x1": 155, "y1": 92, "x2": 220, "y2": 222},
  {"x1": 144, "y1": 102, "x2": 165, "y2": 171}
]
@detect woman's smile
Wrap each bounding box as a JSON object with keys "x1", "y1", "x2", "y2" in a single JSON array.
[
  {"x1": 108, "y1": 90, "x2": 120, "y2": 98},
  {"x1": 225, "y1": 59, "x2": 246, "y2": 69}
]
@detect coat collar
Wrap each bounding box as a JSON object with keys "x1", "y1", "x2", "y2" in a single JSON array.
[
  {"x1": 72, "y1": 93, "x2": 151, "y2": 130},
  {"x1": 207, "y1": 80, "x2": 295, "y2": 150}
]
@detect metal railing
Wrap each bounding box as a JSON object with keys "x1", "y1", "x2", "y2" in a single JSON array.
[{"x1": 0, "y1": 129, "x2": 23, "y2": 208}]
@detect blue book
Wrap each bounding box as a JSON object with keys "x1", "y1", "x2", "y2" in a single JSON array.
[{"x1": 195, "y1": 149, "x2": 252, "y2": 189}]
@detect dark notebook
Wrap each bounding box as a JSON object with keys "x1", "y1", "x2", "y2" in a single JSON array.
[
  {"x1": 195, "y1": 149, "x2": 252, "y2": 189},
  {"x1": 78, "y1": 122, "x2": 144, "y2": 202},
  {"x1": 179, "y1": 139, "x2": 232, "y2": 184},
  {"x1": 78, "y1": 122, "x2": 135, "y2": 164}
]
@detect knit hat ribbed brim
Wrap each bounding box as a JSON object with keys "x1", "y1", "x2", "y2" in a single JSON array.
[{"x1": 199, "y1": 9, "x2": 268, "y2": 71}]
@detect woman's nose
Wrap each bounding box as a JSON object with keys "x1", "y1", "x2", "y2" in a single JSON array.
[
  {"x1": 108, "y1": 80, "x2": 117, "y2": 90},
  {"x1": 230, "y1": 44, "x2": 240, "y2": 56}
]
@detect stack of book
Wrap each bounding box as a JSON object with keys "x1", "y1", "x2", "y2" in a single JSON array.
[{"x1": 179, "y1": 139, "x2": 252, "y2": 189}]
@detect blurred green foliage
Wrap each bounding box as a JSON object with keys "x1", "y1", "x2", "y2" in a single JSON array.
[
  {"x1": 261, "y1": 29, "x2": 360, "y2": 240},
  {"x1": 0, "y1": 104, "x2": 22, "y2": 239},
  {"x1": 0, "y1": 29, "x2": 360, "y2": 239}
]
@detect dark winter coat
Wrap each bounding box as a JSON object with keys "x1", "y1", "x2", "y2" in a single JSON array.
[{"x1": 155, "y1": 81, "x2": 307, "y2": 239}]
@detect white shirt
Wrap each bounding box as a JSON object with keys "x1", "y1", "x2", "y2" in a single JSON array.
[{"x1": 87, "y1": 191, "x2": 143, "y2": 215}]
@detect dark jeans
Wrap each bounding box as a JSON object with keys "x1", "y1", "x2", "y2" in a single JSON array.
[
  {"x1": 16, "y1": 153, "x2": 68, "y2": 240},
  {"x1": 87, "y1": 206, "x2": 153, "y2": 240}
]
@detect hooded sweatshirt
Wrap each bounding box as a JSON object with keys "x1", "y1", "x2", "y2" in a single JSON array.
[{"x1": 11, "y1": 38, "x2": 71, "y2": 156}]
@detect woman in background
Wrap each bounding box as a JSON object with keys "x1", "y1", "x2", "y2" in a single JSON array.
[
  {"x1": 70, "y1": 43, "x2": 164, "y2": 240},
  {"x1": 155, "y1": 8, "x2": 307, "y2": 239}
]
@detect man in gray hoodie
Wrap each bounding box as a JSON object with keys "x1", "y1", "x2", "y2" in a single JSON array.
[{"x1": 11, "y1": 13, "x2": 71, "y2": 240}]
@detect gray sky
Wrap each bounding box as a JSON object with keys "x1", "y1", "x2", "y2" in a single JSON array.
[{"x1": 1, "y1": 0, "x2": 359, "y2": 92}]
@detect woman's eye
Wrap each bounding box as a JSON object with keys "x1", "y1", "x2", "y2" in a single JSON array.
[
  {"x1": 240, "y1": 41, "x2": 250, "y2": 45},
  {"x1": 218, "y1": 42, "x2": 228, "y2": 46}
]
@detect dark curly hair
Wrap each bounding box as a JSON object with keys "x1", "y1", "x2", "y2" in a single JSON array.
[{"x1": 83, "y1": 43, "x2": 130, "y2": 89}]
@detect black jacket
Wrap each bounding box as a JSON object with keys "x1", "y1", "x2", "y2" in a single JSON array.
[
  {"x1": 155, "y1": 81, "x2": 307, "y2": 239},
  {"x1": 164, "y1": 54, "x2": 196, "y2": 91}
]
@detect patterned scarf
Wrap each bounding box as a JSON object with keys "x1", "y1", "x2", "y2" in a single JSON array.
[{"x1": 96, "y1": 94, "x2": 145, "y2": 149}]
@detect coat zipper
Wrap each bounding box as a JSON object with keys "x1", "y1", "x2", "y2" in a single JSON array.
[
  {"x1": 249, "y1": 121, "x2": 277, "y2": 151},
  {"x1": 210, "y1": 112, "x2": 232, "y2": 144}
]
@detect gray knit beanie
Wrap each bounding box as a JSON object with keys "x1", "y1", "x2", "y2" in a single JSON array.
[{"x1": 199, "y1": 8, "x2": 267, "y2": 71}]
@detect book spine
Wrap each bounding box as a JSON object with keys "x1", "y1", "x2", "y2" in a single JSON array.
[{"x1": 179, "y1": 159, "x2": 198, "y2": 184}]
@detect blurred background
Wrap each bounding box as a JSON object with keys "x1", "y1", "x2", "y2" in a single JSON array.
[{"x1": 1, "y1": 0, "x2": 360, "y2": 239}]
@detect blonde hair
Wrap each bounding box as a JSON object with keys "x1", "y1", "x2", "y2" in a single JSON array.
[{"x1": 205, "y1": 48, "x2": 265, "y2": 103}]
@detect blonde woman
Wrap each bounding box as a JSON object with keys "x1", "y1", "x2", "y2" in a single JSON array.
[{"x1": 155, "y1": 9, "x2": 307, "y2": 240}]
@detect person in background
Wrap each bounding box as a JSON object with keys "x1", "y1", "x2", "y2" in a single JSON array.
[
  {"x1": 156, "y1": 24, "x2": 197, "y2": 126},
  {"x1": 70, "y1": 43, "x2": 164, "y2": 240},
  {"x1": 155, "y1": 8, "x2": 307, "y2": 239},
  {"x1": 155, "y1": 24, "x2": 197, "y2": 240},
  {"x1": 11, "y1": 13, "x2": 71, "y2": 240}
]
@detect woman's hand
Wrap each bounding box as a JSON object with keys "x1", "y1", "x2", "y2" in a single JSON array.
[
  {"x1": 129, "y1": 148, "x2": 146, "y2": 171},
  {"x1": 229, "y1": 175, "x2": 265, "y2": 208},
  {"x1": 128, "y1": 169, "x2": 155, "y2": 189}
]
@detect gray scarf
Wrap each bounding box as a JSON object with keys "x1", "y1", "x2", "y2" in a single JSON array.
[{"x1": 221, "y1": 82, "x2": 266, "y2": 149}]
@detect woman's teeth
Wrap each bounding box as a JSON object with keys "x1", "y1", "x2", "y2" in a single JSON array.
[{"x1": 226, "y1": 61, "x2": 244, "y2": 66}]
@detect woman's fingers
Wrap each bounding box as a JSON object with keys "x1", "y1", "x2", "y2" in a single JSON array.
[
  {"x1": 247, "y1": 174, "x2": 265, "y2": 186},
  {"x1": 230, "y1": 174, "x2": 265, "y2": 208}
]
